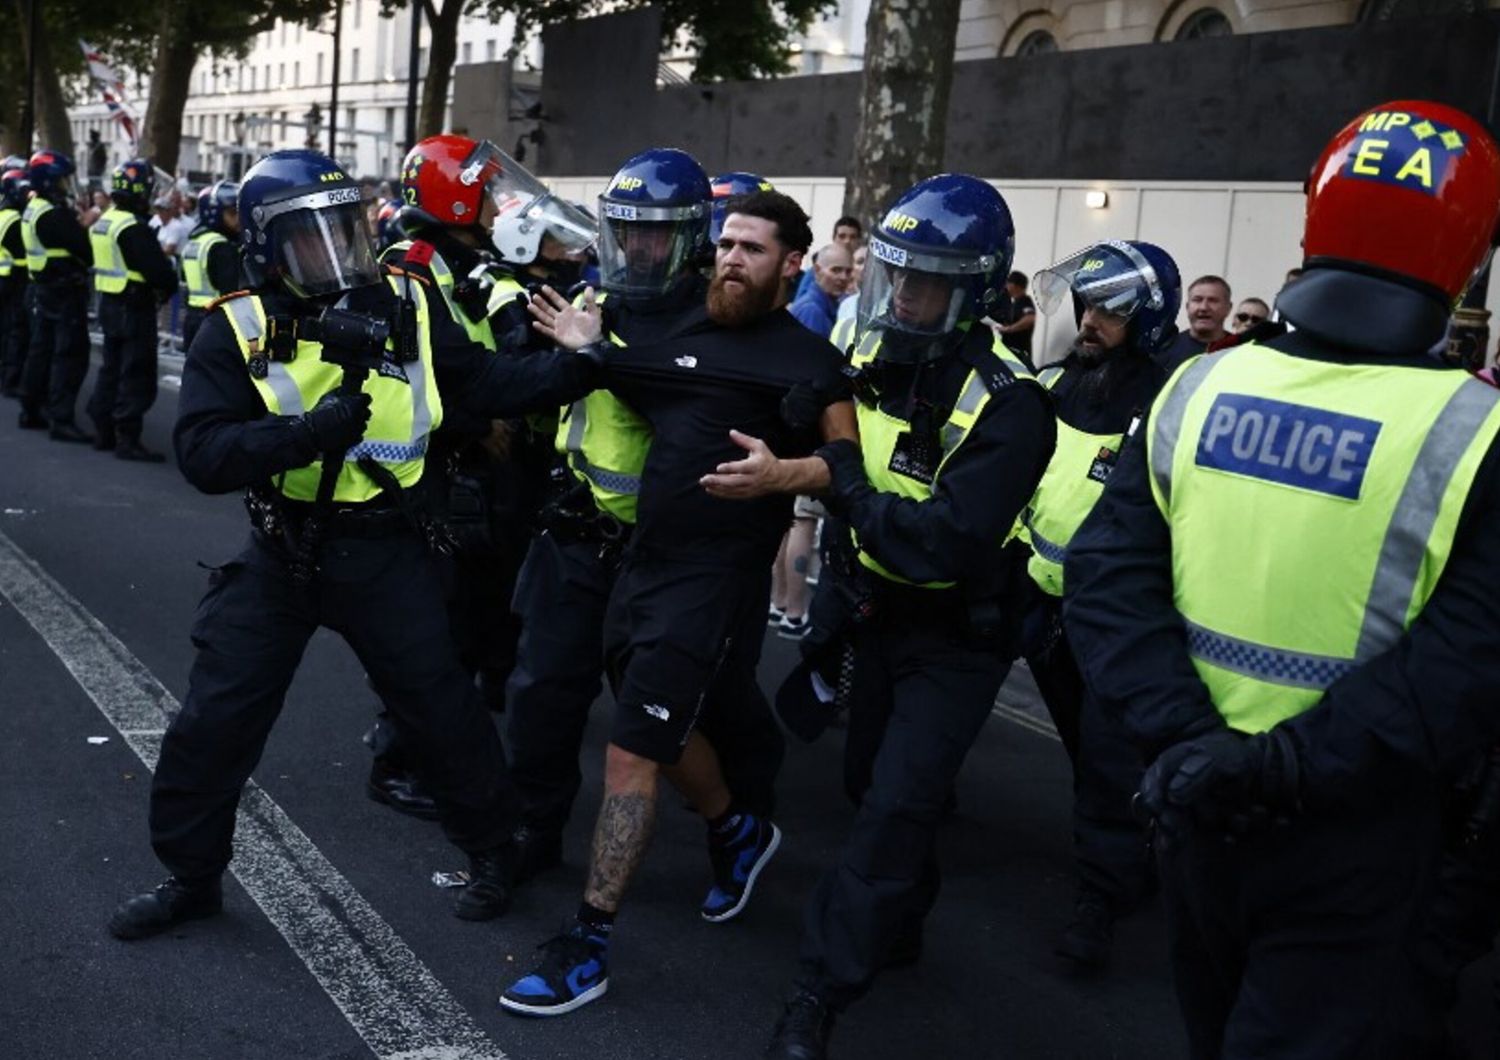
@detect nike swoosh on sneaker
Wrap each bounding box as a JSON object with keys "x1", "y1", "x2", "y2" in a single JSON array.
[{"x1": 567, "y1": 958, "x2": 604, "y2": 995}]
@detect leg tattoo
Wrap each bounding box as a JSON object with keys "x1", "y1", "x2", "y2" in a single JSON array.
[{"x1": 584, "y1": 791, "x2": 657, "y2": 912}]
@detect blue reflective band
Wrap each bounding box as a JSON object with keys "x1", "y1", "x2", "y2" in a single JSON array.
[{"x1": 1195, "y1": 393, "x2": 1382, "y2": 501}]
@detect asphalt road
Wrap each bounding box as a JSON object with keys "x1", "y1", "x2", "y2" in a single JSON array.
[{"x1": 0, "y1": 354, "x2": 1493, "y2": 1060}]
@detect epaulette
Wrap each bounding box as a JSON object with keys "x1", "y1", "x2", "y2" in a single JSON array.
[
  {"x1": 382, "y1": 263, "x2": 430, "y2": 287},
  {"x1": 403, "y1": 240, "x2": 436, "y2": 267},
  {"x1": 206, "y1": 289, "x2": 253, "y2": 312}
]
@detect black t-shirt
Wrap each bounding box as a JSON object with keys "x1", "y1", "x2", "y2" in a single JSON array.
[
  {"x1": 1001, "y1": 293, "x2": 1036, "y2": 356},
  {"x1": 605, "y1": 306, "x2": 844, "y2": 565}
]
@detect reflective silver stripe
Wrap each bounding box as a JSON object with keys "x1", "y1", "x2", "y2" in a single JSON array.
[
  {"x1": 394, "y1": 274, "x2": 433, "y2": 448},
  {"x1": 564, "y1": 399, "x2": 587, "y2": 453},
  {"x1": 939, "y1": 370, "x2": 988, "y2": 453},
  {"x1": 1149, "y1": 355, "x2": 1219, "y2": 507},
  {"x1": 1354, "y1": 379, "x2": 1500, "y2": 660},
  {"x1": 1038, "y1": 365, "x2": 1065, "y2": 389},
  {"x1": 223, "y1": 297, "x2": 305, "y2": 416},
  {"x1": 1185, "y1": 619, "x2": 1357, "y2": 691},
  {"x1": 1023, "y1": 511, "x2": 1068, "y2": 564}
]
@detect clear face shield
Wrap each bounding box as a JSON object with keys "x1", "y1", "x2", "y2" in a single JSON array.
[
  {"x1": 261, "y1": 186, "x2": 381, "y2": 299},
  {"x1": 856, "y1": 236, "x2": 995, "y2": 359},
  {"x1": 449, "y1": 140, "x2": 597, "y2": 257},
  {"x1": 595, "y1": 199, "x2": 706, "y2": 297},
  {"x1": 1034, "y1": 241, "x2": 1164, "y2": 322}
]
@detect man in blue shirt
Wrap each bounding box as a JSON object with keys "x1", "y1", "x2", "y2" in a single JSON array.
[{"x1": 788, "y1": 240, "x2": 852, "y2": 338}]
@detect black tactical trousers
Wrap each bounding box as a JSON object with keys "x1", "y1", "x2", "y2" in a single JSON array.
[
  {"x1": 0, "y1": 278, "x2": 28, "y2": 392},
  {"x1": 1158, "y1": 782, "x2": 1448, "y2": 1059},
  {"x1": 149, "y1": 529, "x2": 518, "y2": 880},
  {"x1": 799, "y1": 598, "x2": 1009, "y2": 1010},
  {"x1": 181, "y1": 306, "x2": 207, "y2": 356},
  {"x1": 22, "y1": 282, "x2": 90, "y2": 425},
  {"x1": 89, "y1": 292, "x2": 159, "y2": 437},
  {"x1": 1026, "y1": 613, "x2": 1153, "y2": 911}
]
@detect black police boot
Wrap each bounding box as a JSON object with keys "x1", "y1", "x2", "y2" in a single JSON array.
[
  {"x1": 453, "y1": 843, "x2": 516, "y2": 921},
  {"x1": 1054, "y1": 885, "x2": 1115, "y2": 972},
  {"x1": 114, "y1": 432, "x2": 166, "y2": 463},
  {"x1": 48, "y1": 422, "x2": 94, "y2": 444},
  {"x1": 107, "y1": 875, "x2": 223, "y2": 941},
  {"x1": 18, "y1": 408, "x2": 46, "y2": 430},
  {"x1": 91, "y1": 421, "x2": 116, "y2": 452},
  {"x1": 765, "y1": 990, "x2": 835, "y2": 1060},
  {"x1": 365, "y1": 758, "x2": 441, "y2": 821},
  {"x1": 512, "y1": 824, "x2": 563, "y2": 884}
]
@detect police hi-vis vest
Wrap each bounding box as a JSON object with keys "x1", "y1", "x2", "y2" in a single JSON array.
[
  {"x1": 219, "y1": 272, "x2": 442, "y2": 504},
  {"x1": 1021, "y1": 364, "x2": 1135, "y2": 597},
  {"x1": 0, "y1": 207, "x2": 24, "y2": 279},
  {"x1": 22, "y1": 198, "x2": 69, "y2": 275},
  {"x1": 383, "y1": 239, "x2": 504, "y2": 353},
  {"x1": 553, "y1": 291, "x2": 652, "y2": 524},
  {"x1": 90, "y1": 207, "x2": 146, "y2": 294},
  {"x1": 1148, "y1": 343, "x2": 1500, "y2": 734},
  {"x1": 851, "y1": 328, "x2": 1036, "y2": 588},
  {"x1": 181, "y1": 229, "x2": 229, "y2": 307}
]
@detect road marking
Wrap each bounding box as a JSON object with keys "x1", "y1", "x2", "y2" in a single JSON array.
[
  {"x1": 0, "y1": 529, "x2": 508, "y2": 1060},
  {"x1": 992, "y1": 699, "x2": 1061, "y2": 742}
]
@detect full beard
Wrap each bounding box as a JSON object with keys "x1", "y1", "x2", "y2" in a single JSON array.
[{"x1": 707, "y1": 270, "x2": 781, "y2": 327}]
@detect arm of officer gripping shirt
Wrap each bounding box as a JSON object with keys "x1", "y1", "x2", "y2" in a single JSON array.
[
  {"x1": 1279, "y1": 436, "x2": 1500, "y2": 808},
  {"x1": 172, "y1": 310, "x2": 320, "y2": 493},
  {"x1": 836, "y1": 383, "x2": 1055, "y2": 586},
  {"x1": 121, "y1": 223, "x2": 178, "y2": 298},
  {"x1": 1061, "y1": 412, "x2": 1223, "y2": 755}
]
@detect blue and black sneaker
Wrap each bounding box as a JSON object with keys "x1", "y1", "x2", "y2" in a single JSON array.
[
  {"x1": 701, "y1": 813, "x2": 782, "y2": 923},
  {"x1": 499, "y1": 922, "x2": 610, "y2": 1016}
]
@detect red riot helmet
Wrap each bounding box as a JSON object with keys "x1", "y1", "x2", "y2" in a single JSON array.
[{"x1": 1278, "y1": 100, "x2": 1500, "y2": 355}]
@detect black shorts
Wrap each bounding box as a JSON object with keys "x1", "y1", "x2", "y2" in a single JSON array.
[{"x1": 603, "y1": 554, "x2": 768, "y2": 764}]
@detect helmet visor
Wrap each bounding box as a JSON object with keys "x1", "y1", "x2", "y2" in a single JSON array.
[
  {"x1": 276, "y1": 199, "x2": 381, "y2": 298},
  {"x1": 1034, "y1": 241, "x2": 1165, "y2": 320},
  {"x1": 596, "y1": 199, "x2": 704, "y2": 297},
  {"x1": 856, "y1": 258, "x2": 973, "y2": 342}
]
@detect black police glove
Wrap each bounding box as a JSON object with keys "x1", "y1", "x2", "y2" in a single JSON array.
[
  {"x1": 573, "y1": 339, "x2": 613, "y2": 369},
  {"x1": 815, "y1": 439, "x2": 873, "y2": 518},
  {"x1": 1136, "y1": 725, "x2": 1301, "y2": 849},
  {"x1": 296, "y1": 391, "x2": 373, "y2": 453}
]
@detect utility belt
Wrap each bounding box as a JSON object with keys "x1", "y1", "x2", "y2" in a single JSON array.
[
  {"x1": 537, "y1": 474, "x2": 632, "y2": 564},
  {"x1": 246, "y1": 487, "x2": 411, "y2": 542}
]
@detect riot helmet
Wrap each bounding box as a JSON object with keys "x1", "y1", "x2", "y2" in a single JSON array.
[
  {"x1": 110, "y1": 159, "x2": 172, "y2": 215},
  {"x1": 596, "y1": 147, "x2": 711, "y2": 298},
  {"x1": 26, "y1": 150, "x2": 76, "y2": 203},
  {"x1": 239, "y1": 149, "x2": 380, "y2": 299},
  {"x1": 1278, "y1": 100, "x2": 1500, "y2": 354},
  {"x1": 1034, "y1": 240, "x2": 1182, "y2": 354},
  {"x1": 0, "y1": 163, "x2": 29, "y2": 210},
  {"x1": 857, "y1": 174, "x2": 1014, "y2": 363},
  {"x1": 709, "y1": 171, "x2": 775, "y2": 245},
  {"x1": 199, "y1": 180, "x2": 241, "y2": 235}
]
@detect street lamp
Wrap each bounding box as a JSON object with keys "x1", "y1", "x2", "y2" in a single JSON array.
[{"x1": 230, "y1": 110, "x2": 247, "y2": 180}]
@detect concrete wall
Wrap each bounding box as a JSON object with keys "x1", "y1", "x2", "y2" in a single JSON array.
[
  {"x1": 543, "y1": 172, "x2": 1500, "y2": 363},
  {"x1": 497, "y1": 11, "x2": 1500, "y2": 181}
]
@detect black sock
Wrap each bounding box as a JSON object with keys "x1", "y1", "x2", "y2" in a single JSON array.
[{"x1": 577, "y1": 902, "x2": 615, "y2": 937}]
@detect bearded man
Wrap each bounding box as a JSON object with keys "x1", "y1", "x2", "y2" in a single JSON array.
[{"x1": 499, "y1": 189, "x2": 856, "y2": 1017}]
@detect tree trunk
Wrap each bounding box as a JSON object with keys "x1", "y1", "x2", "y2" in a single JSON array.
[
  {"x1": 842, "y1": 0, "x2": 963, "y2": 230},
  {"x1": 417, "y1": 0, "x2": 463, "y2": 139},
  {"x1": 138, "y1": 5, "x2": 200, "y2": 174},
  {"x1": 12, "y1": 0, "x2": 75, "y2": 158}
]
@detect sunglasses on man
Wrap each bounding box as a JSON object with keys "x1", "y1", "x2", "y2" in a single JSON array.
[{"x1": 1234, "y1": 311, "x2": 1267, "y2": 325}]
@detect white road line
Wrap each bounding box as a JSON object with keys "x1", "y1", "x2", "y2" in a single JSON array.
[
  {"x1": 992, "y1": 700, "x2": 1061, "y2": 742},
  {"x1": 0, "y1": 529, "x2": 508, "y2": 1060}
]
